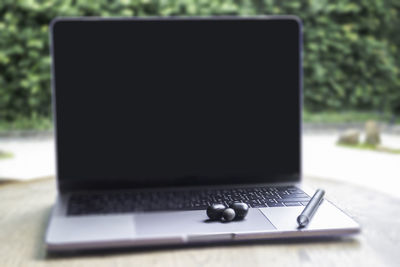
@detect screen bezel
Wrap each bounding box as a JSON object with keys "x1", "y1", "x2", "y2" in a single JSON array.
[{"x1": 50, "y1": 16, "x2": 303, "y2": 193}]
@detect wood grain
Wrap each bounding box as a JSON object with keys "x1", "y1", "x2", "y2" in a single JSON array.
[{"x1": 0, "y1": 176, "x2": 399, "y2": 267}]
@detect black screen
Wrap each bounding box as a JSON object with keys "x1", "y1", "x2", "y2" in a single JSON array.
[{"x1": 52, "y1": 17, "x2": 301, "y2": 191}]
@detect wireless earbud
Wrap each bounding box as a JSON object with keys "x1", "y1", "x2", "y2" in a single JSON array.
[
  {"x1": 229, "y1": 202, "x2": 249, "y2": 220},
  {"x1": 206, "y1": 203, "x2": 227, "y2": 220},
  {"x1": 206, "y1": 202, "x2": 249, "y2": 222},
  {"x1": 222, "y1": 208, "x2": 236, "y2": 221}
]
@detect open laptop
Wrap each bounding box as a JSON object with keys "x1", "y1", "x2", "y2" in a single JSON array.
[{"x1": 46, "y1": 16, "x2": 360, "y2": 251}]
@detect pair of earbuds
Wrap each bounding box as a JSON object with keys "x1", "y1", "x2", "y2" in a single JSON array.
[{"x1": 206, "y1": 202, "x2": 249, "y2": 222}]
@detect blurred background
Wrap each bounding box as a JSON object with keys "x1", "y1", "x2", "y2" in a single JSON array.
[{"x1": 0, "y1": 0, "x2": 399, "y2": 197}]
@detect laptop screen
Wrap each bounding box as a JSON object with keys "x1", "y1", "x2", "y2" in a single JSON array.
[{"x1": 51, "y1": 17, "x2": 301, "y2": 191}]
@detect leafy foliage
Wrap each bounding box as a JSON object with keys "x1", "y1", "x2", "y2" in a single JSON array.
[{"x1": 1, "y1": 0, "x2": 400, "y2": 121}]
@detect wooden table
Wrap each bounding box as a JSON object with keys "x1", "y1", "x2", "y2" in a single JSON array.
[{"x1": 1, "y1": 176, "x2": 399, "y2": 267}]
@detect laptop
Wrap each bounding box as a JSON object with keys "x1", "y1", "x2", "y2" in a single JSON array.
[{"x1": 46, "y1": 16, "x2": 360, "y2": 251}]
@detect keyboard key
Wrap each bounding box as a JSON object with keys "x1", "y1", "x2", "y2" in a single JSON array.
[
  {"x1": 283, "y1": 202, "x2": 302, "y2": 206},
  {"x1": 267, "y1": 202, "x2": 285, "y2": 207},
  {"x1": 260, "y1": 198, "x2": 277, "y2": 204},
  {"x1": 280, "y1": 193, "x2": 309, "y2": 199},
  {"x1": 287, "y1": 188, "x2": 303, "y2": 193},
  {"x1": 250, "y1": 203, "x2": 268, "y2": 208},
  {"x1": 282, "y1": 198, "x2": 310, "y2": 203}
]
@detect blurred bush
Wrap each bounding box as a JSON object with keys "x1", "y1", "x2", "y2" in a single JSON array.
[{"x1": 1, "y1": 0, "x2": 400, "y2": 121}]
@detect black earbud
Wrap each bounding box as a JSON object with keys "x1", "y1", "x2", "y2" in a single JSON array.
[
  {"x1": 222, "y1": 208, "x2": 236, "y2": 221},
  {"x1": 229, "y1": 202, "x2": 249, "y2": 220},
  {"x1": 206, "y1": 202, "x2": 249, "y2": 222},
  {"x1": 206, "y1": 203, "x2": 227, "y2": 220}
]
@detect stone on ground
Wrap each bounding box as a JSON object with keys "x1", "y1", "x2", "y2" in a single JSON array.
[
  {"x1": 365, "y1": 120, "x2": 381, "y2": 145},
  {"x1": 338, "y1": 129, "x2": 360, "y2": 145}
]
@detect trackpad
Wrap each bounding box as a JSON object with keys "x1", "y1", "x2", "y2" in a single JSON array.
[{"x1": 134, "y1": 209, "x2": 275, "y2": 239}]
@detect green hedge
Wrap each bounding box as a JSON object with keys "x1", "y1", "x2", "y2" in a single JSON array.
[{"x1": 1, "y1": 0, "x2": 400, "y2": 121}]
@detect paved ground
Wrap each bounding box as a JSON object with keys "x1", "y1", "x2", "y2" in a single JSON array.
[
  {"x1": 0, "y1": 135, "x2": 55, "y2": 180},
  {"x1": 303, "y1": 133, "x2": 400, "y2": 199},
  {"x1": 1, "y1": 132, "x2": 399, "y2": 198}
]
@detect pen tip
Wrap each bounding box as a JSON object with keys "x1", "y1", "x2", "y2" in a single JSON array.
[{"x1": 297, "y1": 215, "x2": 308, "y2": 227}]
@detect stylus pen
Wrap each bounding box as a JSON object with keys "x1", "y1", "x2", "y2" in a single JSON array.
[{"x1": 297, "y1": 189, "x2": 325, "y2": 228}]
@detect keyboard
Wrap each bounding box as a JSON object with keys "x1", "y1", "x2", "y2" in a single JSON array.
[{"x1": 67, "y1": 186, "x2": 310, "y2": 216}]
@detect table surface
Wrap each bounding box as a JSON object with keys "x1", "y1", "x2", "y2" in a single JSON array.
[{"x1": 1, "y1": 176, "x2": 399, "y2": 267}]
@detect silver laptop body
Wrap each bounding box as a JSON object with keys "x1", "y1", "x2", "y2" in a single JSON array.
[{"x1": 46, "y1": 16, "x2": 360, "y2": 251}]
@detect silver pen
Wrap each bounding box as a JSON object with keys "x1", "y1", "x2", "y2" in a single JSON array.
[{"x1": 297, "y1": 189, "x2": 325, "y2": 228}]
